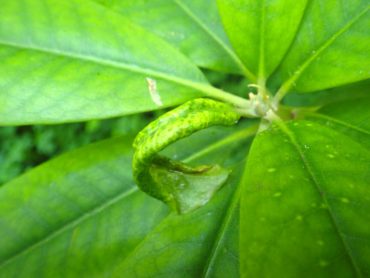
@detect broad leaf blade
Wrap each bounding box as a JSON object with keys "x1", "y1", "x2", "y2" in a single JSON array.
[
  {"x1": 273, "y1": 0, "x2": 370, "y2": 93},
  {"x1": 283, "y1": 79, "x2": 370, "y2": 107},
  {"x1": 0, "y1": 137, "x2": 168, "y2": 277},
  {"x1": 92, "y1": 0, "x2": 246, "y2": 75},
  {"x1": 306, "y1": 98, "x2": 370, "y2": 148},
  {"x1": 0, "y1": 121, "x2": 257, "y2": 277},
  {"x1": 241, "y1": 121, "x2": 370, "y2": 276},
  {"x1": 112, "y1": 124, "x2": 257, "y2": 277},
  {"x1": 0, "y1": 0, "x2": 208, "y2": 125},
  {"x1": 217, "y1": 0, "x2": 307, "y2": 80},
  {"x1": 112, "y1": 171, "x2": 242, "y2": 278}
]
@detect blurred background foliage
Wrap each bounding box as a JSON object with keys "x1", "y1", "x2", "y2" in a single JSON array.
[
  {"x1": 0, "y1": 71, "x2": 247, "y2": 185},
  {"x1": 0, "y1": 114, "x2": 153, "y2": 185}
]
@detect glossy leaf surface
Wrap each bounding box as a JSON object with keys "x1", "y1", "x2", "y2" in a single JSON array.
[
  {"x1": 273, "y1": 0, "x2": 370, "y2": 93},
  {"x1": 218, "y1": 0, "x2": 307, "y2": 80},
  {"x1": 306, "y1": 98, "x2": 370, "y2": 148},
  {"x1": 283, "y1": 79, "x2": 370, "y2": 107},
  {"x1": 241, "y1": 120, "x2": 370, "y2": 276}
]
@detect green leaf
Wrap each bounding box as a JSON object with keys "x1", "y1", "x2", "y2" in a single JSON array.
[
  {"x1": 241, "y1": 121, "x2": 370, "y2": 276},
  {"x1": 0, "y1": 0, "x2": 233, "y2": 125},
  {"x1": 217, "y1": 0, "x2": 308, "y2": 80},
  {"x1": 112, "y1": 169, "x2": 242, "y2": 278},
  {"x1": 0, "y1": 120, "x2": 257, "y2": 277},
  {"x1": 92, "y1": 0, "x2": 248, "y2": 76},
  {"x1": 132, "y1": 98, "x2": 242, "y2": 214},
  {"x1": 0, "y1": 137, "x2": 168, "y2": 277},
  {"x1": 150, "y1": 162, "x2": 230, "y2": 214},
  {"x1": 273, "y1": 0, "x2": 370, "y2": 94},
  {"x1": 113, "y1": 123, "x2": 258, "y2": 277},
  {"x1": 306, "y1": 97, "x2": 370, "y2": 148},
  {"x1": 283, "y1": 79, "x2": 370, "y2": 107}
]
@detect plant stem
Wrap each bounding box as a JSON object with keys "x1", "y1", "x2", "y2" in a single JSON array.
[
  {"x1": 194, "y1": 83, "x2": 250, "y2": 107},
  {"x1": 273, "y1": 81, "x2": 291, "y2": 106},
  {"x1": 174, "y1": 79, "x2": 258, "y2": 117}
]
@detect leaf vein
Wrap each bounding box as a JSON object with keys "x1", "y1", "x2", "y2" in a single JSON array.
[
  {"x1": 279, "y1": 122, "x2": 364, "y2": 277},
  {"x1": 308, "y1": 112, "x2": 370, "y2": 136},
  {"x1": 174, "y1": 0, "x2": 256, "y2": 82},
  {"x1": 0, "y1": 186, "x2": 138, "y2": 269},
  {"x1": 275, "y1": 5, "x2": 369, "y2": 101}
]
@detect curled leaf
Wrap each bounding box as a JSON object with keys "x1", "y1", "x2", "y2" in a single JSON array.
[{"x1": 132, "y1": 98, "x2": 240, "y2": 213}]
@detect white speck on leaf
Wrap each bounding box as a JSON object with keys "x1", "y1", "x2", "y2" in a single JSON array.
[
  {"x1": 273, "y1": 192, "x2": 282, "y2": 197},
  {"x1": 146, "y1": 77, "x2": 163, "y2": 106},
  {"x1": 319, "y1": 260, "x2": 328, "y2": 267}
]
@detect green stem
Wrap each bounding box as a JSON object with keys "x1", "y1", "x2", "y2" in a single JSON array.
[
  {"x1": 193, "y1": 83, "x2": 250, "y2": 107},
  {"x1": 273, "y1": 81, "x2": 291, "y2": 106},
  {"x1": 1, "y1": 39, "x2": 253, "y2": 115},
  {"x1": 176, "y1": 80, "x2": 258, "y2": 117}
]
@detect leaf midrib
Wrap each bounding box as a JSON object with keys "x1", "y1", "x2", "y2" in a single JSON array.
[
  {"x1": 202, "y1": 170, "x2": 241, "y2": 278},
  {"x1": 184, "y1": 124, "x2": 258, "y2": 162},
  {"x1": 257, "y1": 0, "x2": 266, "y2": 81},
  {"x1": 200, "y1": 125, "x2": 258, "y2": 277},
  {"x1": 115, "y1": 125, "x2": 256, "y2": 270},
  {"x1": 276, "y1": 5, "x2": 369, "y2": 99},
  {"x1": 0, "y1": 124, "x2": 256, "y2": 271},
  {"x1": 0, "y1": 39, "x2": 251, "y2": 108},
  {"x1": 0, "y1": 39, "x2": 206, "y2": 90},
  {"x1": 174, "y1": 0, "x2": 256, "y2": 82},
  {"x1": 0, "y1": 186, "x2": 139, "y2": 269},
  {"x1": 308, "y1": 112, "x2": 370, "y2": 136},
  {"x1": 278, "y1": 121, "x2": 363, "y2": 277}
]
